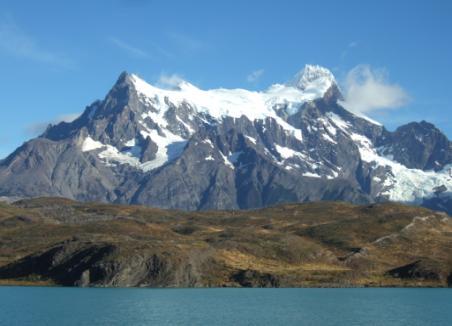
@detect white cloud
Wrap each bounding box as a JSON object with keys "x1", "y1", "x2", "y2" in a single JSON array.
[
  {"x1": 156, "y1": 73, "x2": 187, "y2": 89},
  {"x1": 246, "y1": 69, "x2": 264, "y2": 83},
  {"x1": 0, "y1": 16, "x2": 73, "y2": 68},
  {"x1": 25, "y1": 113, "x2": 80, "y2": 136},
  {"x1": 339, "y1": 65, "x2": 410, "y2": 114},
  {"x1": 109, "y1": 37, "x2": 149, "y2": 58}
]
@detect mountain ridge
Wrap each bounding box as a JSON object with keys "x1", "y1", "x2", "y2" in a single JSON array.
[{"x1": 1, "y1": 65, "x2": 451, "y2": 213}]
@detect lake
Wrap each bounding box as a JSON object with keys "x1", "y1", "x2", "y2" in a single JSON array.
[{"x1": 0, "y1": 287, "x2": 451, "y2": 325}]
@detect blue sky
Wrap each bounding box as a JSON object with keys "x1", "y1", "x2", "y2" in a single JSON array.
[{"x1": 1, "y1": 0, "x2": 451, "y2": 159}]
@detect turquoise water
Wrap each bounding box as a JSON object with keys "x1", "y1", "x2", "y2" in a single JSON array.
[{"x1": 0, "y1": 287, "x2": 451, "y2": 325}]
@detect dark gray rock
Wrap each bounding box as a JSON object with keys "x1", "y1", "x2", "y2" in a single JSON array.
[
  {"x1": 0, "y1": 240, "x2": 209, "y2": 287},
  {"x1": 378, "y1": 121, "x2": 452, "y2": 171},
  {"x1": 386, "y1": 259, "x2": 448, "y2": 283}
]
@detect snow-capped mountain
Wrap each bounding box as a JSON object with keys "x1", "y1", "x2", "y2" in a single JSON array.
[{"x1": 1, "y1": 65, "x2": 451, "y2": 213}]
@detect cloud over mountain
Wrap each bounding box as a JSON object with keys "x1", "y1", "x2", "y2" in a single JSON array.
[{"x1": 339, "y1": 65, "x2": 409, "y2": 114}]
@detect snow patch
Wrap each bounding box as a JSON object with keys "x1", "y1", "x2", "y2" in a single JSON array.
[
  {"x1": 322, "y1": 133, "x2": 337, "y2": 144},
  {"x1": 82, "y1": 137, "x2": 104, "y2": 152},
  {"x1": 289, "y1": 65, "x2": 336, "y2": 95},
  {"x1": 351, "y1": 132, "x2": 452, "y2": 203},
  {"x1": 326, "y1": 112, "x2": 351, "y2": 133},
  {"x1": 82, "y1": 125, "x2": 188, "y2": 172},
  {"x1": 176, "y1": 115, "x2": 194, "y2": 133},
  {"x1": 303, "y1": 172, "x2": 321, "y2": 178},
  {"x1": 130, "y1": 74, "x2": 311, "y2": 143},
  {"x1": 245, "y1": 135, "x2": 257, "y2": 145},
  {"x1": 275, "y1": 145, "x2": 306, "y2": 160},
  {"x1": 98, "y1": 145, "x2": 141, "y2": 168},
  {"x1": 220, "y1": 152, "x2": 234, "y2": 169},
  {"x1": 202, "y1": 139, "x2": 214, "y2": 148},
  {"x1": 139, "y1": 127, "x2": 187, "y2": 171}
]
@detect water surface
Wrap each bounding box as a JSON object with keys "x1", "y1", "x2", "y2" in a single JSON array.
[{"x1": 0, "y1": 287, "x2": 451, "y2": 325}]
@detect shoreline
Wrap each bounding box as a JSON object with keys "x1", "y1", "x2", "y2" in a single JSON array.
[{"x1": 1, "y1": 280, "x2": 449, "y2": 289}]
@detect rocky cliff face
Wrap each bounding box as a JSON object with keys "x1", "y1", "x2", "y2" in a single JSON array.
[
  {"x1": 0, "y1": 65, "x2": 451, "y2": 212},
  {"x1": 378, "y1": 121, "x2": 452, "y2": 171}
]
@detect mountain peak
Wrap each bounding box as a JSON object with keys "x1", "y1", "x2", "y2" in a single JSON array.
[
  {"x1": 289, "y1": 64, "x2": 336, "y2": 92},
  {"x1": 116, "y1": 71, "x2": 133, "y2": 84}
]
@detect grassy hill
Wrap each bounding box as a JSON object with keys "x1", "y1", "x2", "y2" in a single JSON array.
[{"x1": 0, "y1": 198, "x2": 451, "y2": 287}]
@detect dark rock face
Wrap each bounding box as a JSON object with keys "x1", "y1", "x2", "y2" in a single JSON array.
[
  {"x1": 231, "y1": 269, "x2": 280, "y2": 287},
  {"x1": 0, "y1": 70, "x2": 451, "y2": 213},
  {"x1": 0, "y1": 240, "x2": 207, "y2": 287},
  {"x1": 0, "y1": 242, "x2": 116, "y2": 286},
  {"x1": 386, "y1": 260, "x2": 447, "y2": 282},
  {"x1": 0, "y1": 138, "x2": 120, "y2": 202},
  {"x1": 422, "y1": 196, "x2": 452, "y2": 214},
  {"x1": 378, "y1": 121, "x2": 452, "y2": 171}
]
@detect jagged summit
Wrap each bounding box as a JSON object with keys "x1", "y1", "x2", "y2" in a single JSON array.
[
  {"x1": 117, "y1": 70, "x2": 132, "y2": 82},
  {"x1": 127, "y1": 65, "x2": 337, "y2": 97},
  {"x1": 108, "y1": 69, "x2": 334, "y2": 129},
  {"x1": 111, "y1": 71, "x2": 136, "y2": 90},
  {"x1": 289, "y1": 64, "x2": 336, "y2": 92},
  {"x1": 116, "y1": 66, "x2": 341, "y2": 124},
  {"x1": 97, "y1": 67, "x2": 341, "y2": 127}
]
